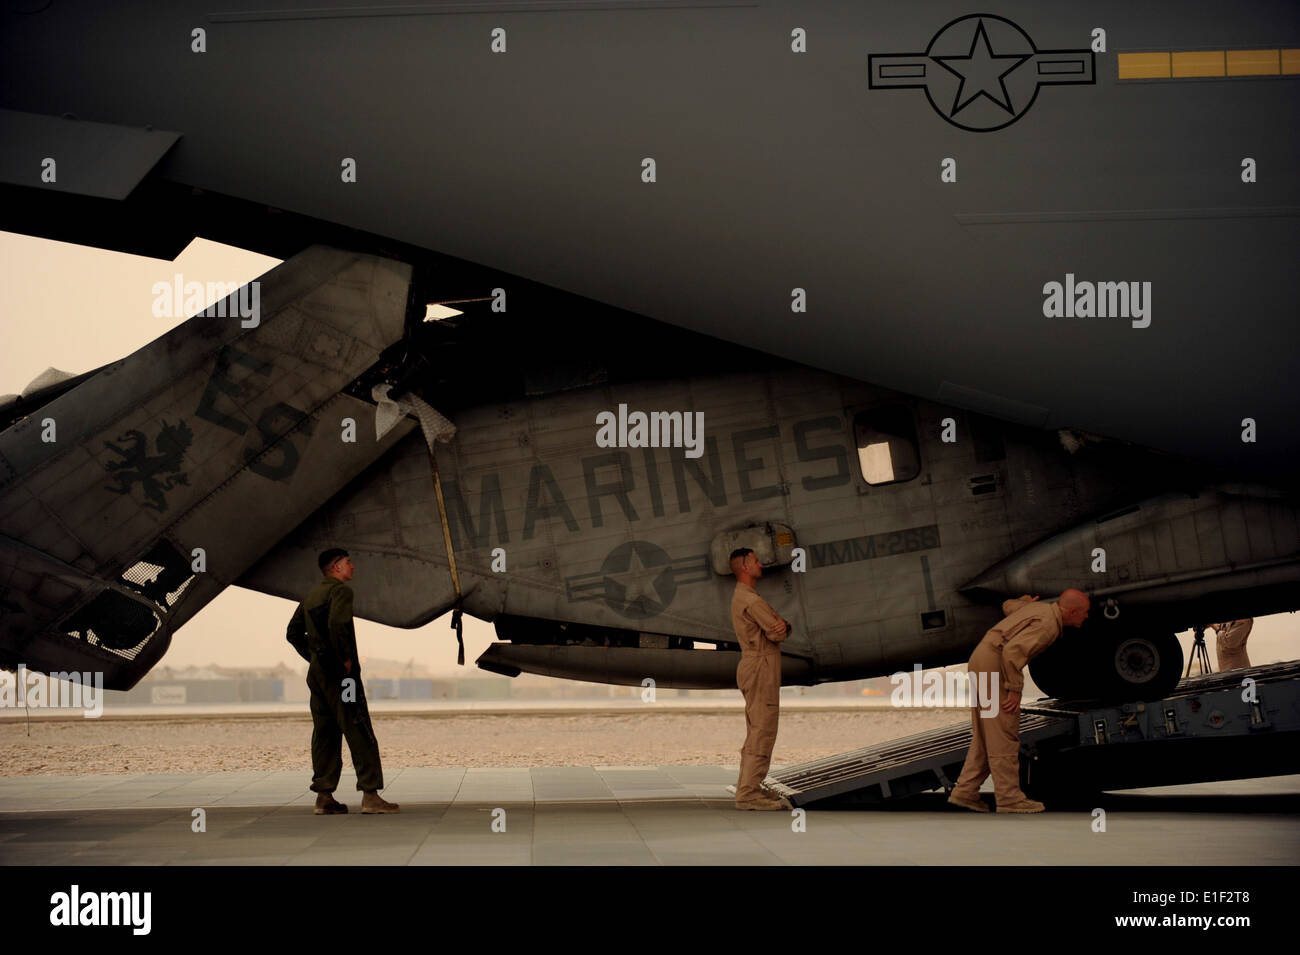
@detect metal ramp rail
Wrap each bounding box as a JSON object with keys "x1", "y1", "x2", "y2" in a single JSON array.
[
  {"x1": 764, "y1": 712, "x2": 1075, "y2": 808},
  {"x1": 1140, "y1": 658, "x2": 1300, "y2": 699},
  {"x1": 765, "y1": 660, "x2": 1300, "y2": 808}
]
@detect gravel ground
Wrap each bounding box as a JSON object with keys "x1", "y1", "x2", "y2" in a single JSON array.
[{"x1": 0, "y1": 709, "x2": 964, "y2": 775}]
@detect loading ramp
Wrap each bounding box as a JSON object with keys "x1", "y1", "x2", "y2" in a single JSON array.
[{"x1": 764, "y1": 660, "x2": 1300, "y2": 808}]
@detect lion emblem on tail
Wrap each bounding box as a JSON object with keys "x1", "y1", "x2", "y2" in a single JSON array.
[{"x1": 103, "y1": 420, "x2": 194, "y2": 512}]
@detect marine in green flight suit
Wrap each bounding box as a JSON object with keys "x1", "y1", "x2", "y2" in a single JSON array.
[{"x1": 286, "y1": 548, "x2": 399, "y2": 814}]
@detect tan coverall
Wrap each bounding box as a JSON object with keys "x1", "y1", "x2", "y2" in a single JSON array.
[
  {"x1": 731, "y1": 581, "x2": 788, "y2": 802},
  {"x1": 1215, "y1": 619, "x2": 1253, "y2": 670},
  {"x1": 950, "y1": 598, "x2": 1063, "y2": 807}
]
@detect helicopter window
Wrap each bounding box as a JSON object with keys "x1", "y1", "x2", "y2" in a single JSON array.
[
  {"x1": 63, "y1": 590, "x2": 160, "y2": 659},
  {"x1": 120, "y1": 539, "x2": 196, "y2": 607},
  {"x1": 854, "y1": 406, "x2": 920, "y2": 485}
]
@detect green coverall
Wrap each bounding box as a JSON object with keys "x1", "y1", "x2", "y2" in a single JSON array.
[{"x1": 286, "y1": 578, "x2": 384, "y2": 793}]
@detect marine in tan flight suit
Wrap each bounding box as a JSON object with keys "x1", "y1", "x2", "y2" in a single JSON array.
[
  {"x1": 947, "y1": 588, "x2": 1091, "y2": 814},
  {"x1": 729, "y1": 547, "x2": 790, "y2": 811},
  {"x1": 1214, "y1": 619, "x2": 1253, "y2": 670}
]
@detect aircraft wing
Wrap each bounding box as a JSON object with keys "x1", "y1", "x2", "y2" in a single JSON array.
[
  {"x1": 1, "y1": 2, "x2": 1296, "y2": 480},
  {"x1": 236, "y1": 430, "x2": 459, "y2": 630},
  {"x1": 0, "y1": 246, "x2": 416, "y2": 689}
]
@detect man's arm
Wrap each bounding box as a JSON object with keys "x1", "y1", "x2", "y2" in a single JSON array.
[
  {"x1": 1001, "y1": 594, "x2": 1040, "y2": 616},
  {"x1": 745, "y1": 596, "x2": 789, "y2": 643},
  {"x1": 328, "y1": 584, "x2": 357, "y2": 674},
  {"x1": 285, "y1": 603, "x2": 311, "y2": 663}
]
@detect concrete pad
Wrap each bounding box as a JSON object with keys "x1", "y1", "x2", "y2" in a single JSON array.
[{"x1": 0, "y1": 769, "x2": 1295, "y2": 866}]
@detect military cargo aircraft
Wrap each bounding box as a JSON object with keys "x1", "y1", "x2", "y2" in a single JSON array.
[{"x1": 1, "y1": 3, "x2": 1296, "y2": 701}]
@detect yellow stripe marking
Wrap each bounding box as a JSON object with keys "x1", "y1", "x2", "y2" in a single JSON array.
[
  {"x1": 1120, "y1": 48, "x2": 1300, "y2": 79},
  {"x1": 1172, "y1": 50, "x2": 1225, "y2": 77},
  {"x1": 1226, "y1": 49, "x2": 1280, "y2": 75},
  {"x1": 1118, "y1": 52, "x2": 1170, "y2": 79}
]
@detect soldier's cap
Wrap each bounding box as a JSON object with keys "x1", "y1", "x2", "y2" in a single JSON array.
[{"x1": 318, "y1": 548, "x2": 350, "y2": 573}]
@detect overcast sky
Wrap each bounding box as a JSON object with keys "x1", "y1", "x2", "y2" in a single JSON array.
[{"x1": 1, "y1": 232, "x2": 1295, "y2": 679}]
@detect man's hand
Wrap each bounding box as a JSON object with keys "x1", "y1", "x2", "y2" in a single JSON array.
[
  {"x1": 1019, "y1": 595, "x2": 1040, "y2": 602},
  {"x1": 1001, "y1": 690, "x2": 1021, "y2": 713},
  {"x1": 774, "y1": 618, "x2": 789, "y2": 637}
]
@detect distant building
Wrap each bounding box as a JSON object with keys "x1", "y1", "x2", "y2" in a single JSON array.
[
  {"x1": 96, "y1": 658, "x2": 912, "y2": 707},
  {"x1": 111, "y1": 662, "x2": 290, "y2": 705}
]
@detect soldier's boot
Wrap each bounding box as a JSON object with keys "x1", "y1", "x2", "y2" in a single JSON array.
[
  {"x1": 947, "y1": 791, "x2": 991, "y2": 813},
  {"x1": 314, "y1": 793, "x2": 348, "y2": 814},
  {"x1": 735, "y1": 795, "x2": 785, "y2": 811},
  {"x1": 361, "y1": 790, "x2": 400, "y2": 813},
  {"x1": 997, "y1": 798, "x2": 1046, "y2": 813}
]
